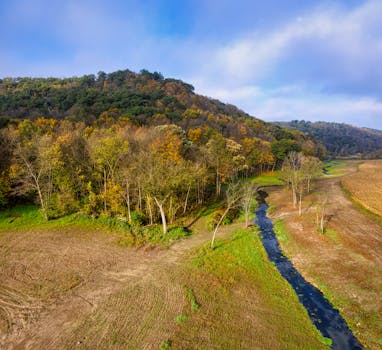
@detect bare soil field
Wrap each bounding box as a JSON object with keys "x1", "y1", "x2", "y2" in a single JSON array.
[
  {"x1": 269, "y1": 161, "x2": 382, "y2": 350},
  {"x1": 342, "y1": 160, "x2": 382, "y2": 217},
  {"x1": 0, "y1": 212, "x2": 327, "y2": 350},
  {"x1": 0, "y1": 222, "x2": 212, "y2": 350}
]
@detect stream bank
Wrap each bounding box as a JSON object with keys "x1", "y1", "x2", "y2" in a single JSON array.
[{"x1": 255, "y1": 191, "x2": 363, "y2": 350}]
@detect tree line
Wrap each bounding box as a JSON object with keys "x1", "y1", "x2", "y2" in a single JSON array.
[
  {"x1": 0, "y1": 118, "x2": 277, "y2": 231},
  {"x1": 0, "y1": 117, "x2": 329, "y2": 249}
]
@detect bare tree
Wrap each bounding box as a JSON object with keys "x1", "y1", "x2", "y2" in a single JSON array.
[
  {"x1": 281, "y1": 152, "x2": 323, "y2": 215},
  {"x1": 280, "y1": 151, "x2": 304, "y2": 208},
  {"x1": 240, "y1": 182, "x2": 258, "y2": 228},
  {"x1": 211, "y1": 182, "x2": 242, "y2": 249},
  {"x1": 301, "y1": 156, "x2": 323, "y2": 193},
  {"x1": 315, "y1": 193, "x2": 329, "y2": 233}
]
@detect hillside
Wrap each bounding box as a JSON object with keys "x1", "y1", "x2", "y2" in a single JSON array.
[
  {"x1": 275, "y1": 120, "x2": 382, "y2": 157},
  {"x1": 0, "y1": 69, "x2": 324, "y2": 156}
]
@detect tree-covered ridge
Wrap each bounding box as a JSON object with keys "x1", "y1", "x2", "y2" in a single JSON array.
[
  {"x1": 276, "y1": 120, "x2": 382, "y2": 157},
  {"x1": 0, "y1": 69, "x2": 323, "y2": 153}
]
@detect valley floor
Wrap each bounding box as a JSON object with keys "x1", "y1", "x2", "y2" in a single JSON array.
[
  {"x1": 268, "y1": 161, "x2": 382, "y2": 350},
  {"x1": 0, "y1": 210, "x2": 326, "y2": 349},
  {"x1": 1, "y1": 160, "x2": 381, "y2": 349}
]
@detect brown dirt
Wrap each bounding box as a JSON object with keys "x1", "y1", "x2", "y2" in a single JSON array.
[
  {"x1": 268, "y1": 161, "x2": 382, "y2": 350},
  {"x1": 0, "y1": 217, "x2": 238, "y2": 350}
]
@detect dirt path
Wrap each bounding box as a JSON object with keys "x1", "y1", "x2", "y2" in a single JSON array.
[
  {"x1": 0, "y1": 219, "x2": 238, "y2": 350},
  {"x1": 268, "y1": 171, "x2": 382, "y2": 349}
]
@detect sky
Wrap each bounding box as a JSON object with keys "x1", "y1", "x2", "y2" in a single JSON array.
[{"x1": 1, "y1": 0, "x2": 382, "y2": 129}]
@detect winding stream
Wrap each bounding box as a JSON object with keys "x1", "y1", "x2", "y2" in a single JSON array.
[{"x1": 255, "y1": 191, "x2": 363, "y2": 350}]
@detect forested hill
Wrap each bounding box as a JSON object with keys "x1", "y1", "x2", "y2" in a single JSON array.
[
  {"x1": 275, "y1": 120, "x2": 382, "y2": 157},
  {"x1": 0, "y1": 69, "x2": 324, "y2": 157}
]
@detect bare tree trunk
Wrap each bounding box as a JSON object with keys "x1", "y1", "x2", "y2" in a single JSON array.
[
  {"x1": 216, "y1": 168, "x2": 220, "y2": 196},
  {"x1": 298, "y1": 191, "x2": 303, "y2": 216},
  {"x1": 211, "y1": 208, "x2": 230, "y2": 249},
  {"x1": 146, "y1": 194, "x2": 153, "y2": 225},
  {"x1": 35, "y1": 181, "x2": 48, "y2": 221},
  {"x1": 138, "y1": 182, "x2": 142, "y2": 211},
  {"x1": 320, "y1": 209, "x2": 325, "y2": 233},
  {"x1": 307, "y1": 178, "x2": 311, "y2": 193},
  {"x1": 126, "y1": 181, "x2": 131, "y2": 223},
  {"x1": 169, "y1": 196, "x2": 174, "y2": 224},
  {"x1": 197, "y1": 180, "x2": 201, "y2": 204},
  {"x1": 103, "y1": 169, "x2": 107, "y2": 212},
  {"x1": 154, "y1": 197, "x2": 167, "y2": 234},
  {"x1": 292, "y1": 185, "x2": 297, "y2": 208},
  {"x1": 183, "y1": 183, "x2": 191, "y2": 214}
]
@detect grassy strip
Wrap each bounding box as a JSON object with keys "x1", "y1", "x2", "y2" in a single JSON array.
[
  {"x1": 0, "y1": 204, "x2": 190, "y2": 247},
  {"x1": 169, "y1": 228, "x2": 328, "y2": 349},
  {"x1": 323, "y1": 160, "x2": 348, "y2": 177},
  {"x1": 252, "y1": 171, "x2": 284, "y2": 186},
  {"x1": 273, "y1": 219, "x2": 289, "y2": 243}
]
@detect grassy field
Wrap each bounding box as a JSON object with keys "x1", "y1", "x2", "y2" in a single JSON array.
[
  {"x1": 167, "y1": 229, "x2": 328, "y2": 349},
  {"x1": 268, "y1": 167, "x2": 382, "y2": 350},
  {"x1": 0, "y1": 200, "x2": 332, "y2": 349},
  {"x1": 342, "y1": 160, "x2": 382, "y2": 218}
]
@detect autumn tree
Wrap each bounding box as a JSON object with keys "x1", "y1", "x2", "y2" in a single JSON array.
[
  {"x1": 89, "y1": 130, "x2": 129, "y2": 215},
  {"x1": 0, "y1": 130, "x2": 12, "y2": 207},
  {"x1": 11, "y1": 130, "x2": 60, "y2": 220}
]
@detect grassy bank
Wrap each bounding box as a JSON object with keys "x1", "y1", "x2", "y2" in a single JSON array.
[
  {"x1": 168, "y1": 228, "x2": 328, "y2": 349},
  {"x1": 0, "y1": 204, "x2": 190, "y2": 247}
]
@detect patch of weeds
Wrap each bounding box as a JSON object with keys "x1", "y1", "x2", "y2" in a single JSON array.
[
  {"x1": 160, "y1": 339, "x2": 172, "y2": 349},
  {"x1": 175, "y1": 314, "x2": 189, "y2": 324},
  {"x1": 183, "y1": 285, "x2": 200, "y2": 312},
  {"x1": 324, "y1": 228, "x2": 338, "y2": 241},
  {"x1": 273, "y1": 219, "x2": 288, "y2": 243},
  {"x1": 110, "y1": 332, "x2": 126, "y2": 346},
  {"x1": 321, "y1": 336, "x2": 332, "y2": 347}
]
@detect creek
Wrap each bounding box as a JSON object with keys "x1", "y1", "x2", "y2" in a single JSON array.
[{"x1": 255, "y1": 191, "x2": 363, "y2": 350}]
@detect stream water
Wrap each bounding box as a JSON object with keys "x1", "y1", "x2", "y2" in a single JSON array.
[{"x1": 255, "y1": 191, "x2": 363, "y2": 350}]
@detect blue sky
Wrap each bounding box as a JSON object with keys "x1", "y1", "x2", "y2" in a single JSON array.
[{"x1": 1, "y1": 0, "x2": 382, "y2": 129}]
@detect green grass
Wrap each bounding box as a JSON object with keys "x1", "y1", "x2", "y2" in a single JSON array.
[
  {"x1": 273, "y1": 219, "x2": 289, "y2": 243},
  {"x1": 159, "y1": 339, "x2": 172, "y2": 349},
  {"x1": 0, "y1": 204, "x2": 191, "y2": 247},
  {"x1": 171, "y1": 228, "x2": 329, "y2": 349},
  {"x1": 323, "y1": 160, "x2": 348, "y2": 177},
  {"x1": 252, "y1": 171, "x2": 284, "y2": 187},
  {"x1": 174, "y1": 314, "x2": 189, "y2": 324},
  {"x1": 324, "y1": 228, "x2": 338, "y2": 241},
  {"x1": 182, "y1": 285, "x2": 200, "y2": 312}
]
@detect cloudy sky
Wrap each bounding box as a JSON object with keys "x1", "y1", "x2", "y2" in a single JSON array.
[{"x1": 1, "y1": 0, "x2": 382, "y2": 129}]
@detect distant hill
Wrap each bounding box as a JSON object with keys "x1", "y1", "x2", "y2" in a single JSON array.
[
  {"x1": 0, "y1": 69, "x2": 325, "y2": 158},
  {"x1": 275, "y1": 120, "x2": 382, "y2": 157}
]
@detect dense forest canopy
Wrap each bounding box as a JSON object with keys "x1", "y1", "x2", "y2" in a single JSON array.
[
  {"x1": 0, "y1": 69, "x2": 323, "y2": 150},
  {"x1": 0, "y1": 69, "x2": 328, "y2": 237},
  {"x1": 275, "y1": 120, "x2": 382, "y2": 157}
]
